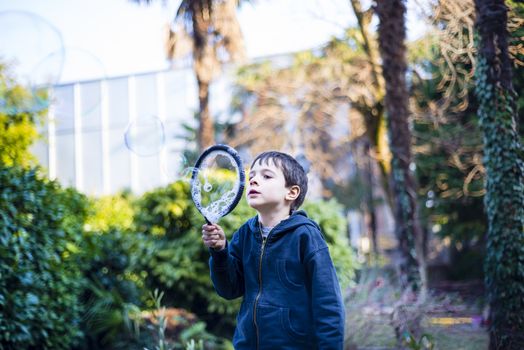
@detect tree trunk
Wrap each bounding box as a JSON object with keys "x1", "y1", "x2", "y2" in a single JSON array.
[
  {"x1": 350, "y1": 0, "x2": 393, "y2": 210},
  {"x1": 474, "y1": 0, "x2": 524, "y2": 348},
  {"x1": 375, "y1": 0, "x2": 426, "y2": 294},
  {"x1": 365, "y1": 141, "x2": 379, "y2": 256},
  {"x1": 191, "y1": 1, "x2": 215, "y2": 151},
  {"x1": 197, "y1": 79, "x2": 214, "y2": 150}
]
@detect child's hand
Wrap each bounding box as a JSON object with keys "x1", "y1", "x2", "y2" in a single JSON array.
[{"x1": 202, "y1": 223, "x2": 226, "y2": 251}]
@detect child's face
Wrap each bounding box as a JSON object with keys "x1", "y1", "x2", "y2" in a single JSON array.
[{"x1": 247, "y1": 159, "x2": 291, "y2": 212}]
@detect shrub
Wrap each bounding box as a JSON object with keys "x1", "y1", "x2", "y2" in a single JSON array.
[
  {"x1": 134, "y1": 181, "x2": 252, "y2": 336},
  {"x1": 0, "y1": 164, "x2": 84, "y2": 349},
  {"x1": 76, "y1": 193, "x2": 148, "y2": 349},
  {"x1": 0, "y1": 64, "x2": 45, "y2": 168}
]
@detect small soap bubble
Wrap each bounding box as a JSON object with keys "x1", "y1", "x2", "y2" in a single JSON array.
[
  {"x1": 124, "y1": 115, "x2": 165, "y2": 156},
  {"x1": 204, "y1": 183, "x2": 213, "y2": 192}
]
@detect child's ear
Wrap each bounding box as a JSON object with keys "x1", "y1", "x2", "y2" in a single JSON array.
[{"x1": 286, "y1": 185, "x2": 300, "y2": 201}]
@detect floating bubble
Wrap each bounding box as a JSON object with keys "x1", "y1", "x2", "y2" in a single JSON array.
[
  {"x1": 124, "y1": 116, "x2": 165, "y2": 156},
  {"x1": 41, "y1": 47, "x2": 107, "y2": 120},
  {"x1": 0, "y1": 11, "x2": 65, "y2": 114},
  {"x1": 45, "y1": 46, "x2": 107, "y2": 84}
]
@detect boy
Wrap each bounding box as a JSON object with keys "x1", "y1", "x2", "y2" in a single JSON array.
[{"x1": 201, "y1": 151, "x2": 345, "y2": 349}]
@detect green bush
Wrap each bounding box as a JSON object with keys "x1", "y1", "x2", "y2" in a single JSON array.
[
  {"x1": 0, "y1": 64, "x2": 45, "y2": 168},
  {"x1": 74, "y1": 193, "x2": 149, "y2": 349},
  {"x1": 0, "y1": 164, "x2": 84, "y2": 349},
  {"x1": 0, "y1": 160, "x2": 359, "y2": 349},
  {"x1": 134, "y1": 181, "x2": 252, "y2": 336}
]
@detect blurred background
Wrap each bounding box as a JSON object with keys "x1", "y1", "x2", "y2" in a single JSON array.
[{"x1": 1, "y1": 0, "x2": 523, "y2": 349}]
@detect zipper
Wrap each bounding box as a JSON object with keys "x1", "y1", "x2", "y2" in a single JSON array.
[{"x1": 253, "y1": 224, "x2": 270, "y2": 350}]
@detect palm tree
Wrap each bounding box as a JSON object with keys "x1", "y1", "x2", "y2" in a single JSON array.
[
  {"x1": 136, "y1": 0, "x2": 246, "y2": 151},
  {"x1": 375, "y1": 0, "x2": 426, "y2": 295},
  {"x1": 473, "y1": 0, "x2": 524, "y2": 348},
  {"x1": 349, "y1": 0, "x2": 390, "y2": 256}
]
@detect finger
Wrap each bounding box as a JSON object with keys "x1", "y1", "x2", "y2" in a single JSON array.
[
  {"x1": 203, "y1": 233, "x2": 217, "y2": 241},
  {"x1": 202, "y1": 237, "x2": 215, "y2": 246},
  {"x1": 204, "y1": 233, "x2": 220, "y2": 241},
  {"x1": 202, "y1": 229, "x2": 214, "y2": 237},
  {"x1": 202, "y1": 230, "x2": 218, "y2": 238}
]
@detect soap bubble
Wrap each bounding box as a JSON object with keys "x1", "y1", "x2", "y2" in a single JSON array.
[
  {"x1": 36, "y1": 47, "x2": 107, "y2": 119},
  {"x1": 204, "y1": 182, "x2": 213, "y2": 192},
  {"x1": 0, "y1": 11, "x2": 65, "y2": 114},
  {"x1": 124, "y1": 115, "x2": 165, "y2": 156},
  {"x1": 43, "y1": 46, "x2": 107, "y2": 84}
]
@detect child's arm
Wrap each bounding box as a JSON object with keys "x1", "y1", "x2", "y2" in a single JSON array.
[
  {"x1": 306, "y1": 239, "x2": 345, "y2": 349},
  {"x1": 202, "y1": 223, "x2": 245, "y2": 300}
]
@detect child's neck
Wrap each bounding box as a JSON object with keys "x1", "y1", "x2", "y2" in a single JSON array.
[{"x1": 258, "y1": 206, "x2": 291, "y2": 228}]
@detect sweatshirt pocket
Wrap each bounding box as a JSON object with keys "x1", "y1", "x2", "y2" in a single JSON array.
[
  {"x1": 277, "y1": 259, "x2": 304, "y2": 290},
  {"x1": 280, "y1": 307, "x2": 310, "y2": 343}
]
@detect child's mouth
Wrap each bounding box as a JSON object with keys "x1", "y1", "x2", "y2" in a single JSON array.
[{"x1": 248, "y1": 190, "x2": 260, "y2": 196}]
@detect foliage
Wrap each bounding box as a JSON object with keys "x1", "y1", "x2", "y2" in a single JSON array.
[
  {"x1": 79, "y1": 229, "x2": 147, "y2": 346},
  {"x1": 403, "y1": 333, "x2": 435, "y2": 350},
  {"x1": 143, "y1": 289, "x2": 233, "y2": 350},
  {"x1": 231, "y1": 29, "x2": 376, "y2": 193},
  {"x1": 345, "y1": 268, "x2": 488, "y2": 349},
  {"x1": 0, "y1": 64, "x2": 45, "y2": 168},
  {"x1": 76, "y1": 193, "x2": 148, "y2": 349},
  {"x1": 475, "y1": 30, "x2": 524, "y2": 350},
  {"x1": 134, "y1": 180, "x2": 251, "y2": 336},
  {"x1": 0, "y1": 164, "x2": 84, "y2": 349},
  {"x1": 80, "y1": 276, "x2": 143, "y2": 349},
  {"x1": 144, "y1": 290, "x2": 172, "y2": 350},
  {"x1": 85, "y1": 192, "x2": 136, "y2": 232},
  {"x1": 0, "y1": 174, "x2": 350, "y2": 349},
  {"x1": 411, "y1": 52, "x2": 488, "y2": 278},
  {"x1": 409, "y1": 36, "x2": 480, "y2": 281},
  {"x1": 410, "y1": 1, "x2": 524, "y2": 260}
]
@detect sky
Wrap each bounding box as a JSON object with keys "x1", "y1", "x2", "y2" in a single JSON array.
[{"x1": 0, "y1": 0, "x2": 428, "y2": 85}]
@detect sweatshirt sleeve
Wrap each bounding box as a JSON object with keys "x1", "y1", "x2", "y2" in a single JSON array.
[
  {"x1": 209, "y1": 229, "x2": 245, "y2": 300},
  {"x1": 305, "y1": 233, "x2": 346, "y2": 349}
]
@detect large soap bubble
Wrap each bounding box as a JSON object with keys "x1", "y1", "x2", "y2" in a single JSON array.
[{"x1": 0, "y1": 11, "x2": 65, "y2": 114}]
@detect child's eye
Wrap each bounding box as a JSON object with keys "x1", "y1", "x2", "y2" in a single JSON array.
[{"x1": 263, "y1": 175, "x2": 272, "y2": 179}]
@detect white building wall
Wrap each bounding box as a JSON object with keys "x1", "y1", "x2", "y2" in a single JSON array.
[{"x1": 34, "y1": 66, "x2": 235, "y2": 196}]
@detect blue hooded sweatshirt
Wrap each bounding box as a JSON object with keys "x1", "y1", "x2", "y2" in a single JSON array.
[{"x1": 209, "y1": 210, "x2": 345, "y2": 350}]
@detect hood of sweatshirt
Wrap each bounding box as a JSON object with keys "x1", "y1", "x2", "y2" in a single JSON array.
[{"x1": 246, "y1": 210, "x2": 321, "y2": 242}]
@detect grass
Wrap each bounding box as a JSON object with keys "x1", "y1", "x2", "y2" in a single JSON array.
[
  {"x1": 426, "y1": 324, "x2": 488, "y2": 349},
  {"x1": 344, "y1": 268, "x2": 489, "y2": 350}
]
